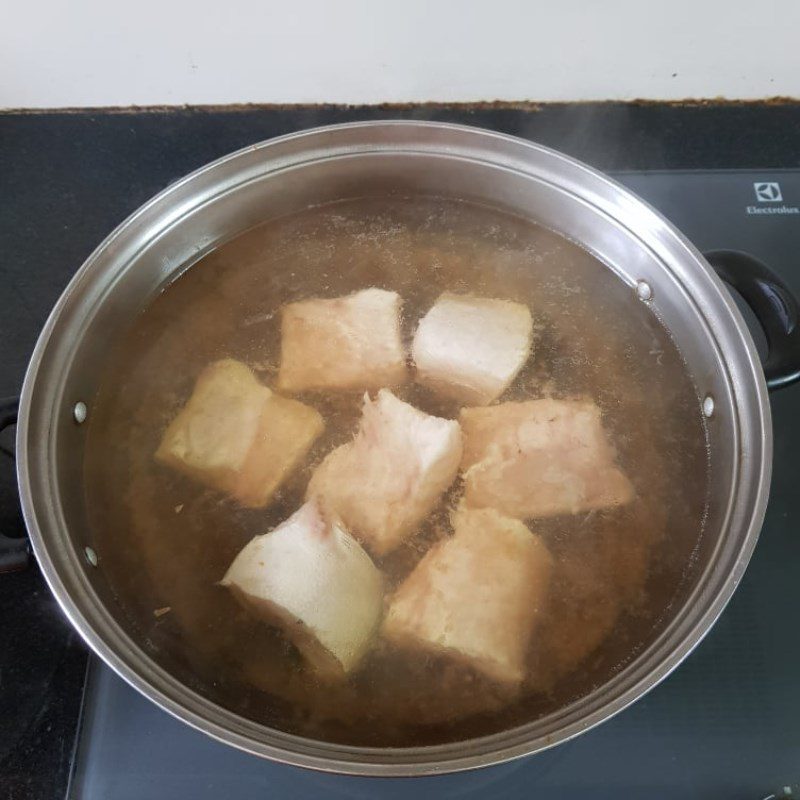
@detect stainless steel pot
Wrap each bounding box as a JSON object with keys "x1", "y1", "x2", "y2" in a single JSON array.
[{"x1": 10, "y1": 121, "x2": 800, "y2": 775}]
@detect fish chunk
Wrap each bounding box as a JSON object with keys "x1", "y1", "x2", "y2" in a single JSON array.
[
  {"x1": 412, "y1": 293, "x2": 533, "y2": 405},
  {"x1": 460, "y1": 398, "x2": 634, "y2": 519},
  {"x1": 277, "y1": 288, "x2": 407, "y2": 393},
  {"x1": 221, "y1": 501, "x2": 384, "y2": 676},
  {"x1": 156, "y1": 359, "x2": 324, "y2": 508},
  {"x1": 307, "y1": 389, "x2": 462, "y2": 557},
  {"x1": 383, "y1": 506, "x2": 553, "y2": 684}
]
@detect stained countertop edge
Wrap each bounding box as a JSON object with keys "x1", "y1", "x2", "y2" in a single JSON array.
[{"x1": 3, "y1": 97, "x2": 800, "y2": 115}]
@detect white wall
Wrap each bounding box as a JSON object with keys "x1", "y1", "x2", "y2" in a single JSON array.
[{"x1": 3, "y1": 0, "x2": 798, "y2": 109}]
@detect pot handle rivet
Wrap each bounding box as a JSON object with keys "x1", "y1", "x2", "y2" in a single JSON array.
[
  {"x1": 636, "y1": 280, "x2": 653, "y2": 301},
  {"x1": 703, "y1": 395, "x2": 715, "y2": 417},
  {"x1": 84, "y1": 546, "x2": 98, "y2": 567},
  {"x1": 73, "y1": 402, "x2": 88, "y2": 424}
]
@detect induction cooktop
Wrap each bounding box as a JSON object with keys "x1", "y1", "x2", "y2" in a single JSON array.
[
  {"x1": 68, "y1": 170, "x2": 800, "y2": 800},
  {"x1": 1, "y1": 107, "x2": 798, "y2": 799}
]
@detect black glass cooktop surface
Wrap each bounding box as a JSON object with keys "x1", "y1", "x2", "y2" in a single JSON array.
[
  {"x1": 66, "y1": 169, "x2": 800, "y2": 800},
  {"x1": 3, "y1": 102, "x2": 800, "y2": 800}
]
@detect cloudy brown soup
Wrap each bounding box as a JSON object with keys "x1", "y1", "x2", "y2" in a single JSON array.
[{"x1": 83, "y1": 197, "x2": 709, "y2": 746}]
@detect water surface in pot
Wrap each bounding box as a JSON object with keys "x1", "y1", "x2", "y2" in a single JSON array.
[{"x1": 83, "y1": 196, "x2": 709, "y2": 746}]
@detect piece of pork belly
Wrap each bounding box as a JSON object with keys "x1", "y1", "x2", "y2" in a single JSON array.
[
  {"x1": 221, "y1": 501, "x2": 384, "y2": 676},
  {"x1": 460, "y1": 398, "x2": 634, "y2": 519},
  {"x1": 277, "y1": 288, "x2": 407, "y2": 393},
  {"x1": 411, "y1": 293, "x2": 533, "y2": 405},
  {"x1": 307, "y1": 389, "x2": 462, "y2": 557},
  {"x1": 383, "y1": 506, "x2": 553, "y2": 684},
  {"x1": 156, "y1": 359, "x2": 323, "y2": 508},
  {"x1": 235, "y1": 391, "x2": 326, "y2": 507}
]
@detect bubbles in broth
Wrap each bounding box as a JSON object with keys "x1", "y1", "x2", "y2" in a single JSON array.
[{"x1": 83, "y1": 197, "x2": 709, "y2": 746}]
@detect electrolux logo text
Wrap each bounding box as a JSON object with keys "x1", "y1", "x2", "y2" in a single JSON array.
[{"x1": 746, "y1": 181, "x2": 799, "y2": 215}]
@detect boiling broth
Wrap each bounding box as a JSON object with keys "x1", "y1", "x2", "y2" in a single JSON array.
[{"x1": 83, "y1": 197, "x2": 709, "y2": 746}]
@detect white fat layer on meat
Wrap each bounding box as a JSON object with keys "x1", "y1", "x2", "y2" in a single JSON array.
[
  {"x1": 412, "y1": 293, "x2": 533, "y2": 405},
  {"x1": 221, "y1": 501, "x2": 384, "y2": 676}
]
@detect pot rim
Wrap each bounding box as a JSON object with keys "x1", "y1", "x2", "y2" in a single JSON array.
[{"x1": 16, "y1": 120, "x2": 772, "y2": 775}]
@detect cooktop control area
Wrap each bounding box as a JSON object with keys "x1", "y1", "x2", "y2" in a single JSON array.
[{"x1": 64, "y1": 170, "x2": 800, "y2": 800}]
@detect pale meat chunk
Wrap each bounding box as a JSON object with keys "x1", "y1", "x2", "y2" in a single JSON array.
[
  {"x1": 234, "y1": 392, "x2": 325, "y2": 507},
  {"x1": 277, "y1": 288, "x2": 407, "y2": 393},
  {"x1": 412, "y1": 293, "x2": 533, "y2": 405},
  {"x1": 307, "y1": 389, "x2": 462, "y2": 557},
  {"x1": 156, "y1": 359, "x2": 266, "y2": 493},
  {"x1": 156, "y1": 359, "x2": 323, "y2": 508},
  {"x1": 221, "y1": 501, "x2": 384, "y2": 676},
  {"x1": 383, "y1": 506, "x2": 553, "y2": 684},
  {"x1": 460, "y1": 398, "x2": 634, "y2": 519}
]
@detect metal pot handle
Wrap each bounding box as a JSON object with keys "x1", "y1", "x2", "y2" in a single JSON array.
[
  {"x1": 704, "y1": 250, "x2": 800, "y2": 391},
  {"x1": 0, "y1": 396, "x2": 29, "y2": 573}
]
